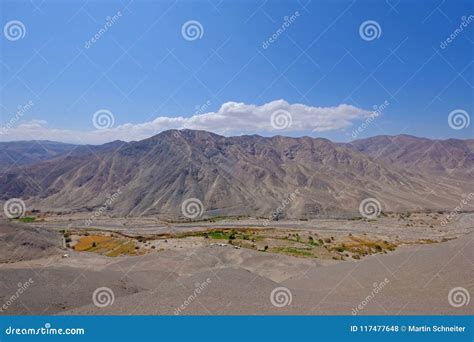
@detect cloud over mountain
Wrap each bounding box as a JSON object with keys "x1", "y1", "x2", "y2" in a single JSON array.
[{"x1": 0, "y1": 100, "x2": 373, "y2": 144}]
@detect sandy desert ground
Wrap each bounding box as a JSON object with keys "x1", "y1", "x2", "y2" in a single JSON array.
[{"x1": 0, "y1": 212, "x2": 472, "y2": 315}]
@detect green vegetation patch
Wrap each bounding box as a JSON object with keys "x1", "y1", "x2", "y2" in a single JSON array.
[
  {"x1": 207, "y1": 230, "x2": 232, "y2": 239},
  {"x1": 176, "y1": 228, "x2": 267, "y2": 242},
  {"x1": 18, "y1": 216, "x2": 35, "y2": 223},
  {"x1": 271, "y1": 246, "x2": 314, "y2": 258}
]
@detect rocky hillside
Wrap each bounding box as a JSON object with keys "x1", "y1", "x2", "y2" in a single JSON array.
[{"x1": 0, "y1": 130, "x2": 472, "y2": 218}]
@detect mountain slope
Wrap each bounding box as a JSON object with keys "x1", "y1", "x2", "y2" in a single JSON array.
[
  {"x1": 350, "y1": 135, "x2": 474, "y2": 178},
  {"x1": 0, "y1": 141, "x2": 78, "y2": 168},
  {"x1": 0, "y1": 131, "x2": 472, "y2": 218}
]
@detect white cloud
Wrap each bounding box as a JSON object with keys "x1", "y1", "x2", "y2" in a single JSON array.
[{"x1": 0, "y1": 100, "x2": 373, "y2": 144}]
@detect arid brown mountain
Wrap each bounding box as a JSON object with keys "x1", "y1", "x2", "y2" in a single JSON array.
[
  {"x1": 0, "y1": 140, "x2": 128, "y2": 168},
  {"x1": 349, "y1": 135, "x2": 474, "y2": 178},
  {"x1": 0, "y1": 141, "x2": 78, "y2": 168},
  {"x1": 0, "y1": 130, "x2": 472, "y2": 218}
]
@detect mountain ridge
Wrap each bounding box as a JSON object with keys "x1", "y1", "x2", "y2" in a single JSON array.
[{"x1": 1, "y1": 130, "x2": 472, "y2": 219}]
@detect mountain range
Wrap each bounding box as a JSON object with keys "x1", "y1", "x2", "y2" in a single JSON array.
[{"x1": 0, "y1": 130, "x2": 472, "y2": 218}]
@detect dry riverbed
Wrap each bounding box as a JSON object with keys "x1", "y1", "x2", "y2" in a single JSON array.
[{"x1": 0, "y1": 213, "x2": 472, "y2": 315}]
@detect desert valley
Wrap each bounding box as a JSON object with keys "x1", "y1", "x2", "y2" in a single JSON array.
[{"x1": 0, "y1": 130, "x2": 472, "y2": 315}]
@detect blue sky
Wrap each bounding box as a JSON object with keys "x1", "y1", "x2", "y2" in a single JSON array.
[{"x1": 0, "y1": 0, "x2": 472, "y2": 144}]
